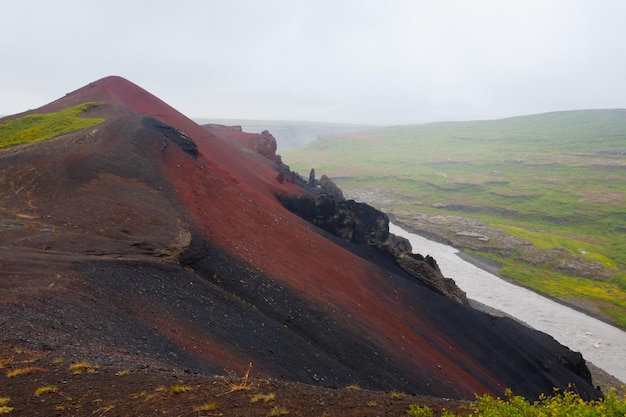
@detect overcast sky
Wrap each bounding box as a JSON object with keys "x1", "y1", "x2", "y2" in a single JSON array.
[{"x1": 1, "y1": 0, "x2": 625, "y2": 125}]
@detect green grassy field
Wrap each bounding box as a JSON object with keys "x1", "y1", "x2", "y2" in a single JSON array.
[
  {"x1": 0, "y1": 103, "x2": 104, "y2": 149},
  {"x1": 283, "y1": 109, "x2": 626, "y2": 327}
]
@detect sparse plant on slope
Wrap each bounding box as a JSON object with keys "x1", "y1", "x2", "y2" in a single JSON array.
[
  {"x1": 390, "y1": 390, "x2": 406, "y2": 399},
  {"x1": 219, "y1": 362, "x2": 254, "y2": 394},
  {"x1": 68, "y1": 361, "x2": 98, "y2": 374},
  {"x1": 193, "y1": 401, "x2": 217, "y2": 411},
  {"x1": 251, "y1": 393, "x2": 276, "y2": 403},
  {"x1": 170, "y1": 384, "x2": 193, "y2": 394},
  {"x1": 34, "y1": 386, "x2": 58, "y2": 396},
  {"x1": 0, "y1": 398, "x2": 12, "y2": 414},
  {"x1": 267, "y1": 405, "x2": 289, "y2": 416},
  {"x1": 6, "y1": 367, "x2": 46, "y2": 377}
]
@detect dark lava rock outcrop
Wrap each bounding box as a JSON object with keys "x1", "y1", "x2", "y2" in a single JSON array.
[{"x1": 277, "y1": 192, "x2": 467, "y2": 304}]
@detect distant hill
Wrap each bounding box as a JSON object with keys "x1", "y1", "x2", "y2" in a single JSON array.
[
  {"x1": 194, "y1": 118, "x2": 375, "y2": 149},
  {"x1": 283, "y1": 109, "x2": 626, "y2": 328},
  {"x1": 0, "y1": 78, "x2": 602, "y2": 401}
]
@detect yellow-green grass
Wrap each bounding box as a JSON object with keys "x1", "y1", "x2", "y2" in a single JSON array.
[
  {"x1": 34, "y1": 386, "x2": 57, "y2": 396},
  {"x1": 494, "y1": 223, "x2": 618, "y2": 269},
  {"x1": 0, "y1": 102, "x2": 104, "y2": 149},
  {"x1": 268, "y1": 405, "x2": 289, "y2": 416},
  {"x1": 170, "y1": 384, "x2": 192, "y2": 394},
  {"x1": 470, "y1": 251, "x2": 626, "y2": 327},
  {"x1": 251, "y1": 393, "x2": 276, "y2": 403},
  {"x1": 408, "y1": 386, "x2": 626, "y2": 417},
  {"x1": 6, "y1": 367, "x2": 46, "y2": 377},
  {"x1": 193, "y1": 402, "x2": 217, "y2": 411}
]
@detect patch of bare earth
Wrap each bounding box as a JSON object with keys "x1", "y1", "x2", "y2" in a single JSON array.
[{"x1": 0, "y1": 345, "x2": 466, "y2": 417}]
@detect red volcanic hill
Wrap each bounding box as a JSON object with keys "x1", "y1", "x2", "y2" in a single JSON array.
[{"x1": 0, "y1": 76, "x2": 599, "y2": 400}]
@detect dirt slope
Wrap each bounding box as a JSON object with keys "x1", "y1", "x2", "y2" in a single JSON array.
[{"x1": 0, "y1": 76, "x2": 601, "y2": 402}]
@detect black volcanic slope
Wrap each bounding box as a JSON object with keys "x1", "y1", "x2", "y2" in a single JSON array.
[{"x1": 0, "y1": 76, "x2": 600, "y2": 400}]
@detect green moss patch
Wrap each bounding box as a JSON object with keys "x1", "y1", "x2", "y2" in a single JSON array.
[{"x1": 0, "y1": 102, "x2": 104, "y2": 149}]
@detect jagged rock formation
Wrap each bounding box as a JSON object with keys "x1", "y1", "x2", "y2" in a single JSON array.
[
  {"x1": 277, "y1": 192, "x2": 467, "y2": 304},
  {"x1": 396, "y1": 253, "x2": 467, "y2": 304},
  {"x1": 318, "y1": 174, "x2": 345, "y2": 201},
  {"x1": 277, "y1": 194, "x2": 388, "y2": 245}
]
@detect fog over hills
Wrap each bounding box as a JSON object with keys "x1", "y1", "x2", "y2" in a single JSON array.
[{"x1": 194, "y1": 118, "x2": 376, "y2": 149}]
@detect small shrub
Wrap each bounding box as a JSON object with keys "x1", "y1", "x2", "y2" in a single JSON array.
[
  {"x1": 68, "y1": 362, "x2": 98, "y2": 374},
  {"x1": 115, "y1": 370, "x2": 130, "y2": 376},
  {"x1": 0, "y1": 358, "x2": 13, "y2": 368},
  {"x1": 34, "y1": 386, "x2": 58, "y2": 396},
  {"x1": 0, "y1": 406, "x2": 13, "y2": 414},
  {"x1": 251, "y1": 393, "x2": 276, "y2": 403},
  {"x1": 193, "y1": 402, "x2": 217, "y2": 411},
  {"x1": 346, "y1": 384, "x2": 361, "y2": 390},
  {"x1": 408, "y1": 386, "x2": 626, "y2": 416},
  {"x1": 390, "y1": 390, "x2": 406, "y2": 399},
  {"x1": 219, "y1": 362, "x2": 254, "y2": 394},
  {"x1": 0, "y1": 399, "x2": 8, "y2": 407},
  {"x1": 6, "y1": 367, "x2": 46, "y2": 377},
  {"x1": 137, "y1": 391, "x2": 154, "y2": 402},
  {"x1": 267, "y1": 405, "x2": 289, "y2": 416},
  {"x1": 170, "y1": 384, "x2": 192, "y2": 394},
  {"x1": 408, "y1": 404, "x2": 433, "y2": 417}
]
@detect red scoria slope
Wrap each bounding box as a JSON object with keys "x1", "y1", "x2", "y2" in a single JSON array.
[{"x1": 0, "y1": 76, "x2": 600, "y2": 401}]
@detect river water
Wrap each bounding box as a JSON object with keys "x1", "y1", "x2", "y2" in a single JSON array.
[{"x1": 389, "y1": 223, "x2": 626, "y2": 384}]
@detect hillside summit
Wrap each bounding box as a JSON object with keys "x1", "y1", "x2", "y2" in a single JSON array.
[{"x1": 0, "y1": 77, "x2": 601, "y2": 408}]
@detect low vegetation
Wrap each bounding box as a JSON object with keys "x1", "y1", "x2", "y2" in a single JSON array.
[
  {"x1": 68, "y1": 361, "x2": 98, "y2": 374},
  {"x1": 251, "y1": 393, "x2": 276, "y2": 403},
  {"x1": 0, "y1": 102, "x2": 104, "y2": 148},
  {"x1": 267, "y1": 405, "x2": 289, "y2": 416},
  {"x1": 283, "y1": 110, "x2": 626, "y2": 327},
  {"x1": 34, "y1": 386, "x2": 57, "y2": 396},
  {"x1": 408, "y1": 386, "x2": 626, "y2": 416},
  {"x1": 193, "y1": 401, "x2": 217, "y2": 411},
  {"x1": 1, "y1": 347, "x2": 624, "y2": 416},
  {"x1": 219, "y1": 362, "x2": 255, "y2": 394},
  {"x1": 6, "y1": 367, "x2": 46, "y2": 378},
  {"x1": 170, "y1": 384, "x2": 193, "y2": 394}
]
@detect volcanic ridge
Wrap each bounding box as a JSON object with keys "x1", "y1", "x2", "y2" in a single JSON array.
[{"x1": 0, "y1": 76, "x2": 601, "y2": 405}]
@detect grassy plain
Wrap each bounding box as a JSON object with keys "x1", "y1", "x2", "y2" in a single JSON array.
[
  {"x1": 283, "y1": 110, "x2": 626, "y2": 327},
  {"x1": 0, "y1": 102, "x2": 103, "y2": 149}
]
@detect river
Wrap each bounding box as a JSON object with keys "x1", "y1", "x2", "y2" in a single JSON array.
[{"x1": 389, "y1": 222, "x2": 626, "y2": 384}]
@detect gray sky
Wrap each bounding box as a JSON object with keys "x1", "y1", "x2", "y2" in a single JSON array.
[{"x1": 1, "y1": 0, "x2": 625, "y2": 125}]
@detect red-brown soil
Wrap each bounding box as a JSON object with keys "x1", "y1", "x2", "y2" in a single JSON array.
[
  {"x1": 0, "y1": 76, "x2": 602, "y2": 410},
  {"x1": 0, "y1": 344, "x2": 466, "y2": 416}
]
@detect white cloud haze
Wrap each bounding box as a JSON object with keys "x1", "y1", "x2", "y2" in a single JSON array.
[{"x1": 1, "y1": 0, "x2": 625, "y2": 124}]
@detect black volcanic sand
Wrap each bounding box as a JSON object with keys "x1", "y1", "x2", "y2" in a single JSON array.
[{"x1": 0, "y1": 227, "x2": 601, "y2": 398}]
